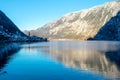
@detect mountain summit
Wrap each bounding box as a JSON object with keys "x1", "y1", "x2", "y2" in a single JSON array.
[{"x1": 25, "y1": 2, "x2": 120, "y2": 40}]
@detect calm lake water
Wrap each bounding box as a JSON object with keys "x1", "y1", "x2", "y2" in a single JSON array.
[{"x1": 0, "y1": 40, "x2": 120, "y2": 80}]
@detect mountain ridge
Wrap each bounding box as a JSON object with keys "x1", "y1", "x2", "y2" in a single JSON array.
[{"x1": 24, "y1": 1, "x2": 120, "y2": 40}]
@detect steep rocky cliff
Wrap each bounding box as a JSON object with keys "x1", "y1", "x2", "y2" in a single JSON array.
[{"x1": 24, "y1": 2, "x2": 120, "y2": 40}]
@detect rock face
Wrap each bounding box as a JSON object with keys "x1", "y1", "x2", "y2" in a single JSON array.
[
  {"x1": 0, "y1": 10, "x2": 47, "y2": 42},
  {"x1": 24, "y1": 2, "x2": 120, "y2": 40}
]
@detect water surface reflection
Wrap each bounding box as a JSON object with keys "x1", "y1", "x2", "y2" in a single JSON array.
[
  {"x1": 0, "y1": 41, "x2": 120, "y2": 80},
  {"x1": 41, "y1": 41, "x2": 120, "y2": 78},
  {"x1": 0, "y1": 43, "x2": 21, "y2": 76}
]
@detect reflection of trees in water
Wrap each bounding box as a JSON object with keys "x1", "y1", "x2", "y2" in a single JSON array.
[
  {"x1": 42, "y1": 45, "x2": 120, "y2": 78},
  {"x1": 0, "y1": 43, "x2": 21, "y2": 71}
]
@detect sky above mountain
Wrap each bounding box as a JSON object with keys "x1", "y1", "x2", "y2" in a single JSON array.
[{"x1": 0, "y1": 0, "x2": 112, "y2": 31}]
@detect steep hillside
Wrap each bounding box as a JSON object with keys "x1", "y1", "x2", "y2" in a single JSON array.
[
  {"x1": 0, "y1": 10, "x2": 47, "y2": 42},
  {"x1": 0, "y1": 10, "x2": 27, "y2": 41},
  {"x1": 25, "y1": 2, "x2": 120, "y2": 40}
]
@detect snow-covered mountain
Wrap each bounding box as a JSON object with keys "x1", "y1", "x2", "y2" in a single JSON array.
[{"x1": 25, "y1": 2, "x2": 120, "y2": 40}]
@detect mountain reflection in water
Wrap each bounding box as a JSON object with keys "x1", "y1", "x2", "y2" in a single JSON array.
[
  {"x1": 0, "y1": 41, "x2": 120, "y2": 80},
  {"x1": 41, "y1": 41, "x2": 120, "y2": 78}
]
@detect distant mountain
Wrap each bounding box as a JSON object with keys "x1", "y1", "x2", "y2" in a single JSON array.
[
  {"x1": 0, "y1": 10, "x2": 47, "y2": 42},
  {"x1": 24, "y1": 2, "x2": 120, "y2": 40}
]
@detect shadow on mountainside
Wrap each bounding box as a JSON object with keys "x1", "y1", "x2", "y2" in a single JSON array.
[{"x1": 88, "y1": 11, "x2": 120, "y2": 41}]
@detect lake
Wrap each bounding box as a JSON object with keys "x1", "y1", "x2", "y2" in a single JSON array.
[{"x1": 0, "y1": 40, "x2": 120, "y2": 80}]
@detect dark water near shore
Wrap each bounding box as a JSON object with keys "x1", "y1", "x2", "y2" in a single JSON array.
[{"x1": 0, "y1": 40, "x2": 120, "y2": 80}]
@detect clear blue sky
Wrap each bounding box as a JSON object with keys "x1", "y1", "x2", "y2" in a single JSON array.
[{"x1": 0, "y1": 0, "x2": 112, "y2": 31}]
